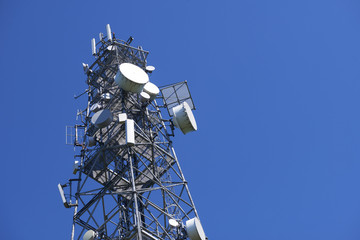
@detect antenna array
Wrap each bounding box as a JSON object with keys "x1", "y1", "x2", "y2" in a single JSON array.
[{"x1": 59, "y1": 24, "x2": 206, "y2": 240}]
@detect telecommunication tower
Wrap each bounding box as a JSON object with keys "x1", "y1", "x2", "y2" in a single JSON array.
[{"x1": 59, "y1": 24, "x2": 207, "y2": 240}]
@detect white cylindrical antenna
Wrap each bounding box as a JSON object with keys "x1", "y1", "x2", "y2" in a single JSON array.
[
  {"x1": 57, "y1": 183, "x2": 70, "y2": 208},
  {"x1": 106, "y1": 24, "x2": 112, "y2": 42},
  {"x1": 91, "y1": 38, "x2": 96, "y2": 55},
  {"x1": 126, "y1": 119, "x2": 135, "y2": 145},
  {"x1": 99, "y1": 32, "x2": 103, "y2": 41}
]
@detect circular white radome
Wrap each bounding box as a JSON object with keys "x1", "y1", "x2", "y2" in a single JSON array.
[
  {"x1": 140, "y1": 91, "x2": 150, "y2": 102},
  {"x1": 143, "y1": 82, "x2": 160, "y2": 100},
  {"x1": 83, "y1": 230, "x2": 95, "y2": 240},
  {"x1": 91, "y1": 109, "x2": 113, "y2": 128},
  {"x1": 145, "y1": 65, "x2": 155, "y2": 72},
  {"x1": 172, "y1": 102, "x2": 197, "y2": 134},
  {"x1": 115, "y1": 63, "x2": 149, "y2": 93},
  {"x1": 186, "y1": 218, "x2": 206, "y2": 240},
  {"x1": 169, "y1": 218, "x2": 180, "y2": 228}
]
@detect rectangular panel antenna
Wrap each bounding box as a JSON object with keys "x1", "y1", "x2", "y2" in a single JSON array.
[
  {"x1": 91, "y1": 38, "x2": 96, "y2": 55},
  {"x1": 106, "y1": 24, "x2": 112, "y2": 42}
]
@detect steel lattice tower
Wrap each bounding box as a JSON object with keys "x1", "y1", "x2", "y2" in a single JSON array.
[{"x1": 59, "y1": 24, "x2": 206, "y2": 240}]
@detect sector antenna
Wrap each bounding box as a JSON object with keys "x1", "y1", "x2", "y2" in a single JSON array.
[{"x1": 60, "y1": 24, "x2": 207, "y2": 240}]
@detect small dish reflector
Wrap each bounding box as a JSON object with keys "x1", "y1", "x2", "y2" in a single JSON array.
[
  {"x1": 114, "y1": 63, "x2": 149, "y2": 93},
  {"x1": 186, "y1": 217, "x2": 206, "y2": 240},
  {"x1": 145, "y1": 65, "x2": 155, "y2": 72},
  {"x1": 172, "y1": 102, "x2": 197, "y2": 134},
  {"x1": 140, "y1": 91, "x2": 150, "y2": 102},
  {"x1": 143, "y1": 82, "x2": 160, "y2": 101},
  {"x1": 169, "y1": 219, "x2": 180, "y2": 228},
  {"x1": 83, "y1": 230, "x2": 96, "y2": 240},
  {"x1": 91, "y1": 109, "x2": 113, "y2": 128}
]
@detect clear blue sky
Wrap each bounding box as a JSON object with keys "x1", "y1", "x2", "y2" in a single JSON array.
[{"x1": 1, "y1": 0, "x2": 360, "y2": 239}]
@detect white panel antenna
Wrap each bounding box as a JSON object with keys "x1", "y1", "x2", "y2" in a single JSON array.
[
  {"x1": 91, "y1": 38, "x2": 96, "y2": 55},
  {"x1": 125, "y1": 119, "x2": 135, "y2": 145},
  {"x1": 106, "y1": 24, "x2": 112, "y2": 41}
]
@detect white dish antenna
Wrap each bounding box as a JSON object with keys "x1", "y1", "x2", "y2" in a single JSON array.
[
  {"x1": 83, "y1": 230, "x2": 96, "y2": 240},
  {"x1": 140, "y1": 91, "x2": 150, "y2": 102},
  {"x1": 145, "y1": 65, "x2": 155, "y2": 73},
  {"x1": 172, "y1": 102, "x2": 197, "y2": 134},
  {"x1": 186, "y1": 217, "x2": 206, "y2": 240},
  {"x1": 169, "y1": 219, "x2": 180, "y2": 228},
  {"x1": 106, "y1": 24, "x2": 112, "y2": 42},
  {"x1": 114, "y1": 63, "x2": 149, "y2": 93},
  {"x1": 91, "y1": 109, "x2": 113, "y2": 128},
  {"x1": 143, "y1": 82, "x2": 160, "y2": 101}
]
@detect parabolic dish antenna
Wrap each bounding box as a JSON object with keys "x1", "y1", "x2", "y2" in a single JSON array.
[
  {"x1": 91, "y1": 109, "x2": 113, "y2": 128},
  {"x1": 169, "y1": 219, "x2": 180, "y2": 228},
  {"x1": 186, "y1": 217, "x2": 206, "y2": 240},
  {"x1": 145, "y1": 65, "x2": 155, "y2": 72},
  {"x1": 143, "y1": 82, "x2": 160, "y2": 101},
  {"x1": 83, "y1": 230, "x2": 96, "y2": 240},
  {"x1": 140, "y1": 91, "x2": 150, "y2": 102},
  {"x1": 115, "y1": 63, "x2": 149, "y2": 93},
  {"x1": 172, "y1": 101, "x2": 197, "y2": 134}
]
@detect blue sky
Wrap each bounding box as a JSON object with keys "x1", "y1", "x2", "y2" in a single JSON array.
[{"x1": 1, "y1": 0, "x2": 360, "y2": 239}]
